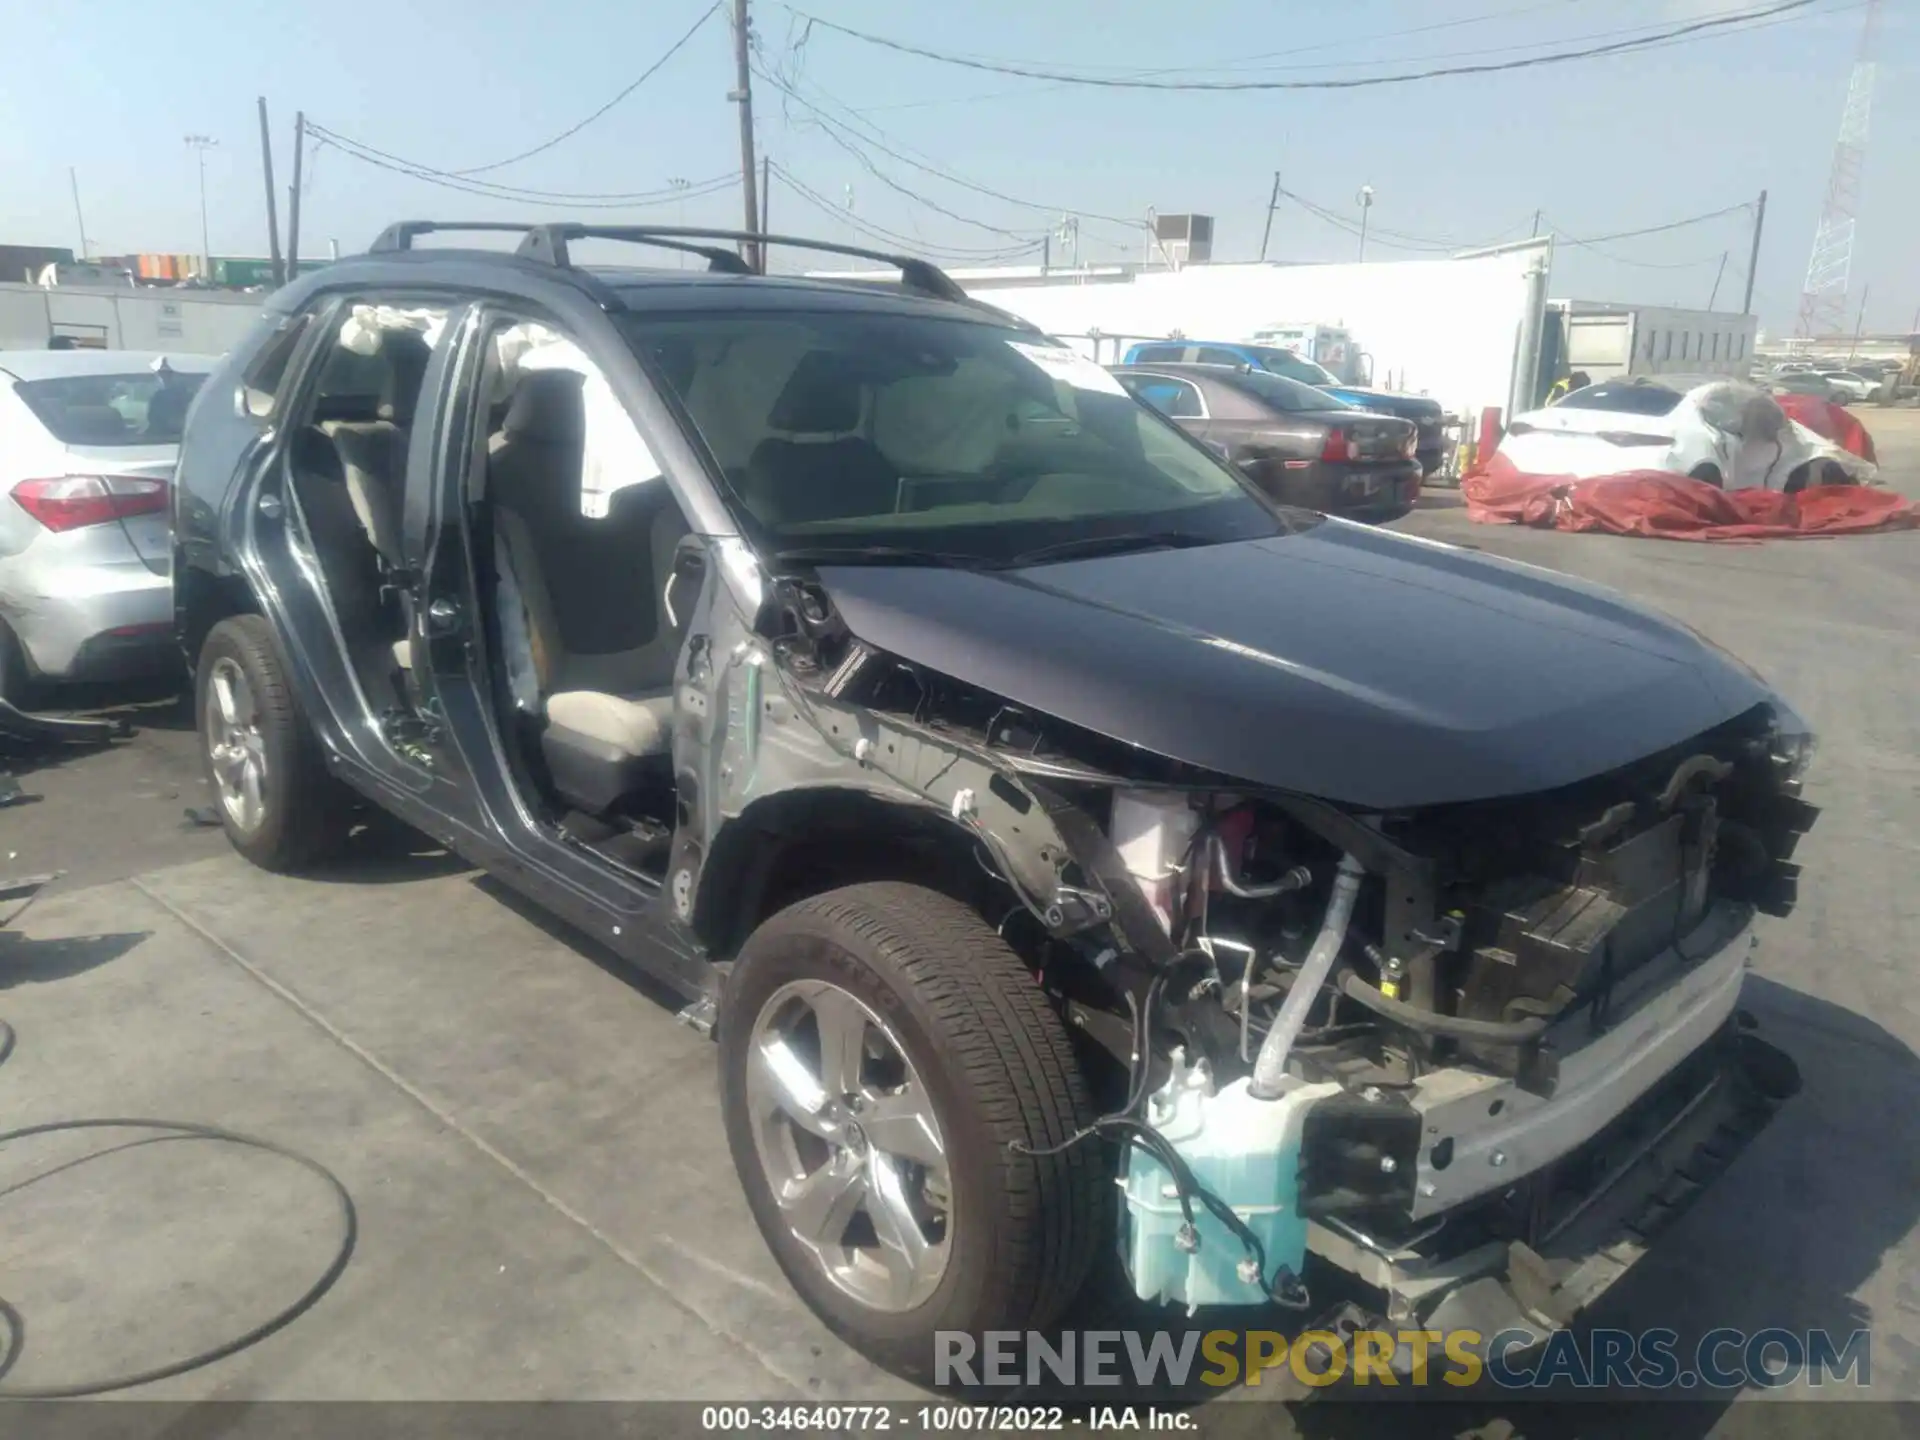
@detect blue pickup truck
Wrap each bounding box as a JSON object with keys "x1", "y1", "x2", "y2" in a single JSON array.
[{"x1": 1121, "y1": 340, "x2": 1449, "y2": 475}]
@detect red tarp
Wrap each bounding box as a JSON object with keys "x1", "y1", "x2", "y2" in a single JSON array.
[
  {"x1": 1772, "y1": 393, "x2": 1878, "y2": 464},
  {"x1": 1463, "y1": 453, "x2": 1920, "y2": 542}
]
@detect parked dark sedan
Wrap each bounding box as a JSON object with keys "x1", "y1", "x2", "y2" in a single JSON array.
[
  {"x1": 1113, "y1": 363, "x2": 1421, "y2": 519},
  {"x1": 1120, "y1": 341, "x2": 1450, "y2": 474}
]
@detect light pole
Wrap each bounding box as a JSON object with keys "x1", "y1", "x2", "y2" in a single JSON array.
[
  {"x1": 184, "y1": 135, "x2": 218, "y2": 280},
  {"x1": 1356, "y1": 185, "x2": 1375, "y2": 263},
  {"x1": 669, "y1": 177, "x2": 690, "y2": 266}
]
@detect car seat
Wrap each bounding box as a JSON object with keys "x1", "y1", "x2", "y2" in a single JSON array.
[
  {"x1": 744, "y1": 352, "x2": 896, "y2": 525},
  {"x1": 487, "y1": 369, "x2": 688, "y2": 814}
]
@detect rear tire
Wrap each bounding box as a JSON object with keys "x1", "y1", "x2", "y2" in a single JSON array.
[
  {"x1": 196, "y1": 615, "x2": 353, "y2": 872},
  {"x1": 719, "y1": 882, "x2": 1107, "y2": 1385}
]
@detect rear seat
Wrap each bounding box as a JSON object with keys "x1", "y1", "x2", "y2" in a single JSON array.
[
  {"x1": 488, "y1": 369, "x2": 688, "y2": 814},
  {"x1": 319, "y1": 330, "x2": 432, "y2": 586}
]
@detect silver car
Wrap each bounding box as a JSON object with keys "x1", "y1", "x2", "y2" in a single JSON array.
[{"x1": 0, "y1": 349, "x2": 216, "y2": 703}]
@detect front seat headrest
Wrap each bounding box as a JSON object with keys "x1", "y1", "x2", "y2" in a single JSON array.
[
  {"x1": 502, "y1": 369, "x2": 587, "y2": 446},
  {"x1": 768, "y1": 352, "x2": 863, "y2": 435}
]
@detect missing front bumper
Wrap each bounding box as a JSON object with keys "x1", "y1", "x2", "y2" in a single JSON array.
[{"x1": 1306, "y1": 1022, "x2": 1799, "y2": 1353}]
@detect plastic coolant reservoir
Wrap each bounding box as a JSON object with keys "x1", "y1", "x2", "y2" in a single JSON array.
[
  {"x1": 1110, "y1": 792, "x2": 1201, "y2": 932},
  {"x1": 1121, "y1": 1050, "x2": 1339, "y2": 1311}
]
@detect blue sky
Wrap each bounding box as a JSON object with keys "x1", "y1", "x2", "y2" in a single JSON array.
[{"x1": 1, "y1": 0, "x2": 1909, "y2": 335}]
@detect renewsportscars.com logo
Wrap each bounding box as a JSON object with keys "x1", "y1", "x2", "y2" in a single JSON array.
[{"x1": 935, "y1": 1327, "x2": 1872, "y2": 1391}]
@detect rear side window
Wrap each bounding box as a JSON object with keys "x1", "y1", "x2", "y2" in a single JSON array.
[
  {"x1": 14, "y1": 371, "x2": 209, "y2": 445},
  {"x1": 1131, "y1": 344, "x2": 1185, "y2": 362},
  {"x1": 1217, "y1": 371, "x2": 1350, "y2": 414},
  {"x1": 1195, "y1": 346, "x2": 1245, "y2": 367},
  {"x1": 1555, "y1": 380, "x2": 1684, "y2": 417},
  {"x1": 1118, "y1": 375, "x2": 1204, "y2": 418},
  {"x1": 241, "y1": 312, "x2": 316, "y2": 418},
  {"x1": 303, "y1": 303, "x2": 450, "y2": 427},
  {"x1": 1248, "y1": 347, "x2": 1337, "y2": 386}
]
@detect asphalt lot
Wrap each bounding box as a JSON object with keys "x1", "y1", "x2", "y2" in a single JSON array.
[{"x1": 2, "y1": 412, "x2": 1917, "y2": 1428}]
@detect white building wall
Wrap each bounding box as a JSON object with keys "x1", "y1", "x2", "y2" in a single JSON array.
[
  {"x1": 963, "y1": 244, "x2": 1550, "y2": 420},
  {"x1": 0, "y1": 283, "x2": 264, "y2": 356}
]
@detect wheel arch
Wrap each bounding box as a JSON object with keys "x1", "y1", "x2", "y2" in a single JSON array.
[
  {"x1": 691, "y1": 787, "x2": 1009, "y2": 961},
  {"x1": 175, "y1": 559, "x2": 260, "y2": 678}
]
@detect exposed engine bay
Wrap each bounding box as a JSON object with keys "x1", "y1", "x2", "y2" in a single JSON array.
[{"x1": 746, "y1": 577, "x2": 1816, "y2": 1332}]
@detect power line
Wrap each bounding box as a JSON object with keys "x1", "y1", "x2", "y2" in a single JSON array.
[
  {"x1": 1279, "y1": 187, "x2": 1534, "y2": 254},
  {"x1": 858, "y1": 0, "x2": 1596, "y2": 104},
  {"x1": 850, "y1": 0, "x2": 1595, "y2": 113},
  {"x1": 757, "y1": 63, "x2": 1144, "y2": 233},
  {"x1": 755, "y1": 66, "x2": 1056, "y2": 240},
  {"x1": 779, "y1": 0, "x2": 1822, "y2": 92},
  {"x1": 768, "y1": 163, "x2": 1045, "y2": 262},
  {"x1": 1158, "y1": 0, "x2": 1843, "y2": 77},
  {"x1": 448, "y1": 4, "x2": 719, "y2": 175},
  {"x1": 1280, "y1": 186, "x2": 1753, "y2": 264},
  {"x1": 309, "y1": 127, "x2": 736, "y2": 209},
  {"x1": 1545, "y1": 203, "x2": 1753, "y2": 245}
]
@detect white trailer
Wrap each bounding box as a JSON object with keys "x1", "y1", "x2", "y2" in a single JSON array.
[
  {"x1": 1550, "y1": 301, "x2": 1757, "y2": 384},
  {"x1": 0, "y1": 282, "x2": 264, "y2": 356},
  {"x1": 956, "y1": 242, "x2": 1554, "y2": 425}
]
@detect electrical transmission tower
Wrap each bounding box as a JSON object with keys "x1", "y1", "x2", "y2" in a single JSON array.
[{"x1": 1795, "y1": 0, "x2": 1881, "y2": 340}]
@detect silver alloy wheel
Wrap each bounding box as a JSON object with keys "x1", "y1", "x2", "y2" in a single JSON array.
[
  {"x1": 746, "y1": 979, "x2": 952, "y2": 1313},
  {"x1": 205, "y1": 657, "x2": 268, "y2": 833}
]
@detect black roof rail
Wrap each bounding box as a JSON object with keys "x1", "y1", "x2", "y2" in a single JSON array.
[
  {"x1": 368, "y1": 221, "x2": 530, "y2": 253},
  {"x1": 367, "y1": 221, "x2": 975, "y2": 305},
  {"x1": 522, "y1": 225, "x2": 973, "y2": 304},
  {"x1": 517, "y1": 225, "x2": 754, "y2": 276}
]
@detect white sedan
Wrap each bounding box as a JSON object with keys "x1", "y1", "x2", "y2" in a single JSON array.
[
  {"x1": 1812, "y1": 370, "x2": 1878, "y2": 402},
  {"x1": 0, "y1": 349, "x2": 216, "y2": 703},
  {"x1": 1499, "y1": 375, "x2": 1874, "y2": 493}
]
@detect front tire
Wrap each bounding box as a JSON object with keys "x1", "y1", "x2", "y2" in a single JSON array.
[
  {"x1": 196, "y1": 615, "x2": 352, "y2": 872},
  {"x1": 719, "y1": 882, "x2": 1106, "y2": 1385}
]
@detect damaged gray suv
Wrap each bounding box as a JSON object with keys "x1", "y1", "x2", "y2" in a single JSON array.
[{"x1": 174, "y1": 223, "x2": 1812, "y2": 1384}]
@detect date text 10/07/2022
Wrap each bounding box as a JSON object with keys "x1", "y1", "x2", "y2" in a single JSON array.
[{"x1": 701, "y1": 1406, "x2": 1193, "y2": 1432}]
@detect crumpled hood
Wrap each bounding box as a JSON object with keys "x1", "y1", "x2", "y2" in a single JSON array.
[{"x1": 816, "y1": 521, "x2": 1776, "y2": 808}]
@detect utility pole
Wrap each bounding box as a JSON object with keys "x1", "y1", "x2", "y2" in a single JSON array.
[
  {"x1": 286, "y1": 112, "x2": 305, "y2": 283},
  {"x1": 257, "y1": 98, "x2": 284, "y2": 286},
  {"x1": 1531, "y1": 209, "x2": 1542, "y2": 238},
  {"x1": 1741, "y1": 188, "x2": 1767, "y2": 315},
  {"x1": 1848, "y1": 284, "x2": 1870, "y2": 362},
  {"x1": 1707, "y1": 251, "x2": 1729, "y2": 311},
  {"x1": 1356, "y1": 185, "x2": 1375, "y2": 263},
  {"x1": 68, "y1": 168, "x2": 90, "y2": 260},
  {"x1": 730, "y1": 0, "x2": 760, "y2": 272},
  {"x1": 761, "y1": 153, "x2": 770, "y2": 236},
  {"x1": 185, "y1": 135, "x2": 218, "y2": 280},
  {"x1": 1258, "y1": 171, "x2": 1280, "y2": 262}
]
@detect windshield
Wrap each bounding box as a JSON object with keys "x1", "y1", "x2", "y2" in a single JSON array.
[
  {"x1": 1248, "y1": 347, "x2": 1337, "y2": 386},
  {"x1": 14, "y1": 371, "x2": 208, "y2": 446},
  {"x1": 622, "y1": 311, "x2": 1302, "y2": 563},
  {"x1": 1554, "y1": 379, "x2": 1684, "y2": 417}
]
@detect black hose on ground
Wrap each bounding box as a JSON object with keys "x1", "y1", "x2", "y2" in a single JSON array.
[
  {"x1": 0, "y1": 1118, "x2": 357, "y2": 1397},
  {"x1": 1335, "y1": 967, "x2": 1554, "y2": 1045}
]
